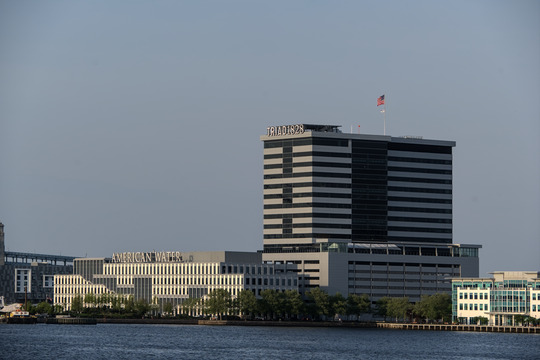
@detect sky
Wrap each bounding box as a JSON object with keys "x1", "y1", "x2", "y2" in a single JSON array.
[{"x1": 0, "y1": 0, "x2": 539, "y2": 277}]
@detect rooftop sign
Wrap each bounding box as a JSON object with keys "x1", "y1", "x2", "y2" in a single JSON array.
[
  {"x1": 111, "y1": 251, "x2": 189, "y2": 263},
  {"x1": 266, "y1": 124, "x2": 305, "y2": 137}
]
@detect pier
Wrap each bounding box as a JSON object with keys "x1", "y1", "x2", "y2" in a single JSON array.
[{"x1": 377, "y1": 322, "x2": 540, "y2": 333}]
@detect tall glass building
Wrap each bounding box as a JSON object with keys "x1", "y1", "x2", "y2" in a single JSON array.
[{"x1": 261, "y1": 124, "x2": 481, "y2": 301}]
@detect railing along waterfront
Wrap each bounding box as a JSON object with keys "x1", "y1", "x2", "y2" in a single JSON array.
[{"x1": 377, "y1": 322, "x2": 540, "y2": 333}]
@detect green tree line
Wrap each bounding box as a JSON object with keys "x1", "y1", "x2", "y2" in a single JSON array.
[{"x1": 42, "y1": 289, "x2": 456, "y2": 322}]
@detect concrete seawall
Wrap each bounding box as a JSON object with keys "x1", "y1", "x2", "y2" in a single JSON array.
[
  {"x1": 197, "y1": 320, "x2": 376, "y2": 327},
  {"x1": 85, "y1": 318, "x2": 540, "y2": 333}
]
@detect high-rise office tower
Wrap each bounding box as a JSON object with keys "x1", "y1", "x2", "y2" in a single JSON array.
[
  {"x1": 262, "y1": 124, "x2": 453, "y2": 249},
  {"x1": 261, "y1": 124, "x2": 480, "y2": 301}
]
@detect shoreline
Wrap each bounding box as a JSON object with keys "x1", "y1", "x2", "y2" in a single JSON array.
[
  {"x1": 4, "y1": 317, "x2": 538, "y2": 333},
  {"x1": 94, "y1": 318, "x2": 540, "y2": 333}
]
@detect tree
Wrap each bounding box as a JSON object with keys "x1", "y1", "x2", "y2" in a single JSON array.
[
  {"x1": 375, "y1": 297, "x2": 391, "y2": 321},
  {"x1": 134, "y1": 298, "x2": 151, "y2": 317},
  {"x1": 260, "y1": 289, "x2": 284, "y2": 319},
  {"x1": 283, "y1": 290, "x2": 304, "y2": 319},
  {"x1": 525, "y1": 316, "x2": 539, "y2": 326},
  {"x1": 387, "y1": 297, "x2": 411, "y2": 322},
  {"x1": 514, "y1": 314, "x2": 526, "y2": 326},
  {"x1": 236, "y1": 290, "x2": 257, "y2": 319},
  {"x1": 330, "y1": 292, "x2": 347, "y2": 319},
  {"x1": 472, "y1": 316, "x2": 489, "y2": 325},
  {"x1": 163, "y1": 302, "x2": 174, "y2": 316},
  {"x1": 54, "y1": 304, "x2": 64, "y2": 315},
  {"x1": 346, "y1": 294, "x2": 371, "y2": 320},
  {"x1": 98, "y1": 293, "x2": 110, "y2": 309},
  {"x1": 35, "y1": 301, "x2": 52, "y2": 315},
  {"x1": 205, "y1": 289, "x2": 231, "y2": 320},
  {"x1": 23, "y1": 302, "x2": 36, "y2": 314},
  {"x1": 182, "y1": 297, "x2": 200, "y2": 317},
  {"x1": 124, "y1": 295, "x2": 135, "y2": 314},
  {"x1": 110, "y1": 294, "x2": 123, "y2": 312},
  {"x1": 414, "y1": 293, "x2": 452, "y2": 323},
  {"x1": 72, "y1": 295, "x2": 84, "y2": 314},
  {"x1": 307, "y1": 287, "x2": 330, "y2": 319},
  {"x1": 84, "y1": 292, "x2": 96, "y2": 308}
]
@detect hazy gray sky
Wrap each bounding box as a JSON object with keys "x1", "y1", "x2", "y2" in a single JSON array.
[{"x1": 1, "y1": 0, "x2": 538, "y2": 276}]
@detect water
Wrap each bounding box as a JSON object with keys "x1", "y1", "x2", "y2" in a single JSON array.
[{"x1": 0, "y1": 324, "x2": 538, "y2": 360}]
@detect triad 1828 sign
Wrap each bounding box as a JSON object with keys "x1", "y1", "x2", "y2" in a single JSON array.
[
  {"x1": 266, "y1": 124, "x2": 305, "y2": 137},
  {"x1": 111, "y1": 251, "x2": 191, "y2": 263}
]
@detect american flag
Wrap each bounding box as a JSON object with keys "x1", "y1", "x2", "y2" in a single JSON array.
[{"x1": 377, "y1": 94, "x2": 385, "y2": 106}]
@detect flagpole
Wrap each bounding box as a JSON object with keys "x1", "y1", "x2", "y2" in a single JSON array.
[{"x1": 384, "y1": 99, "x2": 386, "y2": 136}]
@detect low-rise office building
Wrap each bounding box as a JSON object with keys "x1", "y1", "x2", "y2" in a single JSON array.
[
  {"x1": 266, "y1": 242, "x2": 480, "y2": 303},
  {"x1": 452, "y1": 271, "x2": 540, "y2": 325},
  {"x1": 0, "y1": 222, "x2": 75, "y2": 305},
  {"x1": 54, "y1": 251, "x2": 298, "y2": 315}
]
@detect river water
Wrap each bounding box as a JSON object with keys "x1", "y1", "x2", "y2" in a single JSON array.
[{"x1": 1, "y1": 323, "x2": 538, "y2": 360}]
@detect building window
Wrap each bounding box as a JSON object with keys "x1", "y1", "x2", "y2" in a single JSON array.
[
  {"x1": 459, "y1": 293, "x2": 463, "y2": 299},
  {"x1": 459, "y1": 304, "x2": 463, "y2": 310},
  {"x1": 464, "y1": 293, "x2": 468, "y2": 299},
  {"x1": 474, "y1": 293, "x2": 478, "y2": 300},
  {"x1": 43, "y1": 275, "x2": 55, "y2": 288},
  {"x1": 533, "y1": 294, "x2": 537, "y2": 301},
  {"x1": 474, "y1": 304, "x2": 478, "y2": 311},
  {"x1": 15, "y1": 269, "x2": 31, "y2": 293},
  {"x1": 464, "y1": 304, "x2": 468, "y2": 310},
  {"x1": 485, "y1": 304, "x2": 488, "y2": 311},
  {"x1": 479, "y1": 304, "x2": 483, "y2": 311}
]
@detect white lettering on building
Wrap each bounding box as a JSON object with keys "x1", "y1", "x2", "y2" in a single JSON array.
[
  {"x1": 266, "y1": 124, "x2": 305, "y2": 137},
  {"x1": 111, "y1": 251, "x2": 188, "y2": 263}
]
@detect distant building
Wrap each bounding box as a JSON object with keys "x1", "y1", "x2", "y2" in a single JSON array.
[
  {"x1": 452, "y1": 271, "x2": 540, "y2": 325},
  {"x1": 0, "y1": 222, "x2": 75, "y2": 305},
  {"x1": 261, "y1": 124, "x2": 481, "y2": 302},
  {"x1": 0, "y1": 222, "x2": 5, "y2": 266},
  {"x1": 54, "y1": 251, "x2": 298, "y2": 315}
]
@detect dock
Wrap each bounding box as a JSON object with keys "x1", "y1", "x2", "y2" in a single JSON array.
[{"x1": 377, "y1": 322, "x2": 540, "y2": 333}]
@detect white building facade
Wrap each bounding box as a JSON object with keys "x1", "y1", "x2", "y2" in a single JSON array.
[
  {"x1": 452, "y1": 271, "x2": 540, "y2": 325},
  {"x1": 55, "y1": 251, "x2": 298, "y2": 314}
]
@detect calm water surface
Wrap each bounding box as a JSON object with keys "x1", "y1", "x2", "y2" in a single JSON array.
[{"x1": 0, "y1": 323, "x2": 538, "y2": 360}]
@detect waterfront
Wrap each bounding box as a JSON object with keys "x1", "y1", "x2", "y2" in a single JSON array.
[{"x1": 0, "y1": 324, "x2": 538, "y2": 360}]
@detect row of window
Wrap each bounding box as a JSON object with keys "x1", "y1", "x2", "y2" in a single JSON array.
[
  {"x1": 264, "y1": 151, "x2": 351, "y2": 159},
  {"x1": 388, "y1": 166, "x2": 451, "y2": 175},
  {"x1": 388, "y1": 156, "x2": 452, "y2": 165},
  {"x1": 460, "y1": 292, "x2": 489, "y2": 300},
  {"x1": 264, "y1": 190, "x2": 451, "y2": 200},
  {"x1": 264, "y1": 192, "x2": 351, "y2": 199},
  {"x1": 264, "y1": 182, "x2": 351, "y2": 190},
  {"x1": 349, "y1": 285, "x2": 447, "y2": 291},
  {"x1": 460, "y1": 303, "x2": 489, "y2": 311},
  {"x1": 95, "y1": 263, "x2": 276, "y2": 277},
  {"x1": 264, "y1": 161, "x2": 351, "y2": 169},
  {"x1": 264, "y1": 212, "x2": 351, "y2": 219},
  {"x1": 15, "y1": 270, "x2": 54, "y2": 292},
  {"x1": 264, "y1": 172, "x2": 351, "y2": 180},
  {"x1": 388, "y1": 196, "x2": 452, "y2": 204}
]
